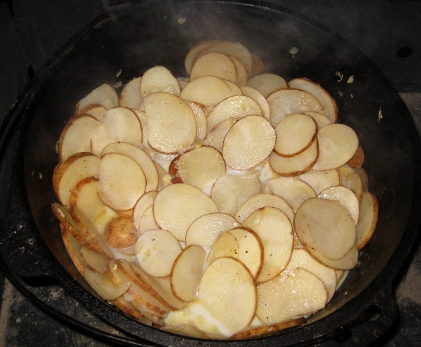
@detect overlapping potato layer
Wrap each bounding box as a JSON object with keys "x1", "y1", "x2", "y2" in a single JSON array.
[{"x1": 52, "y1": 40, "x2": 378, "y2": 339}]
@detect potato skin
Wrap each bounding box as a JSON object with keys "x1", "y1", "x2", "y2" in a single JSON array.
[{"x1": 104, "y1": 216, "x2": 138, "y2": 248}]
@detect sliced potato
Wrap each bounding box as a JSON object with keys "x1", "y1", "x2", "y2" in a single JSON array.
[
  {"x1": 207, "y1": 232, "x2": 240, "y2": 265},
  {"x1": 135, "y1": 229, "x2": 182, "y2": 277},
  {"x1": 154, "y1": 183, "x2": 219, "y2": 241},
  {"x1": 256, "y1": 268, "x2": 327, "y2": 324},
  {"x1": 119, "y1": 76, "x2": 143, "y2": 108},
  {"x1": 137, "y1": 205, "x2": 160, "y2": 235},
  {"x1": 98, "y1": 153, "x2": 146, "y2": 211},
  {"x1": 186, "y1": 101, "x2": 207, "y2": 140},
  {"x1": 140, "y1": 66, "x2": 180, "y2": 97},
  {"x1": 170, "y1": 245, "x2": 206, "y2": 302},
  {"x1": 295, "y1": 198, "x2": 356, "y2": 260},
  {"x1": 203, "y1": 117, "x2": 237, "y2": 152},
  {"x1": 104, "y1": 216, "x2": 138, "y2": 249},
  {"x1": 75, "y1": 83, "x2": 118, "y2": 113},
  {"x1": 185, "y1": 212, "x2": 240, "y2": 250},
  {"x1": 247, "y1": 73, "x2": 287, "y2": 98},
  {"x1": 80, "y1": 246, "x2": 109, "y2": 274},
  {"x1": 198, "y1": 257, "x2": 257, "y2": 336},
  {"x1": 84, "y1": 268, "x2": 130, "y2": 301},
  {"x1": 133, "y1": 191, "x2": 158, "y2": 231},
  {"x1": 190, "y1": 52, "x2": 237, "y2": 82},
  {"x1": 69, "y1": 176, "x2": 103, "y2": 220},
  {"x1": 356, "y1": 192, "x2": 378, "y2": 249},
  {"x1": 342, "y1": 172, "x2": 364, "y2": 202},
  {"x1": 102, "y1": 107, "x2": 143, "y2": 146},
  {"x1": 299, "y1": 169, "x2": 340, "y2": 195},
  {"x1": 311, "y1": 244, "x2": 359, "y2": 270},
  {"x1": 230, "y1": 55, "x2": 249, "y2": 86},
  {"x1": 223, "y1": 115, "x2": 275, "y2": 170},
  {"x1": 185, "y1": 40, "x2": 219, "y2": 74},
  {"x1": 61, "y1": 226, "x2": 87, "y2": 275},
  {"x1": 244, "y1": 207, "x2": 293, "y2": 282},
  {"x1": 77, "y1": 104, "x2": 107, "y2": 121},
  {"x1": 240, "y1": 86, "x2": 270, "y2": 120},
  {"x1": 347, "y1": 145, "x2": 365, "y2": 168},
  {"x1": 304, "y1": 111, "x2": 332, "y2": 128}
]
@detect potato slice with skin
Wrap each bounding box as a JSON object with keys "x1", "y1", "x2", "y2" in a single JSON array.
[
  {"x1": 230, "y1": 55, "x2": 249, "y2": 86},
  {"x1": 186, "y1": 101, "x2": 207, "y2": 140},
  {"x1": 140, "y1": 66, "x2": 180, "y2": 97},
  {"x1": 190, "y1": 52, "x2": 237, "y2": 83},
  {"x1": 80, "y1": 246, "x2": 109, "y2": 274},
  {"x1": 225, "y1": 80, "x2": 243, "y2": 96},
  {"x1": 355, "y1": 168, "x2": 369, "y2": 192},
  {"x1": 305, "y1": 111, "x2": 332, "y2": 128},
  {"x1": 104, "y1": 216, "x2": 138, "y2": 249},
  {"x1": 244, "y1": 207, "x2": 293, "y2": 282},
  {"x1": 180, "y1": 76, "x2": 236, "y2": 109},
  {"x1": 154, "y1": 184, "x2": 219, "y2": 241},
  {"x1": 241, "y1": 86, "x2": 270, "y2": 120},
  {"x1": 318, "y1": 185, "x2": 360, "y2": 224},
  {"x1": 207, "y1": 232, "x2": 239, "y2": 265},
  {"x1": 102, "y1": 107, "x2": 142, "y2": 146},
  {"x1": 313, "y1": 124, "x2": 359, "y2": 171},
  {"x1": 198, "y1": 257, "x2": 257, "y2": 336},
  {"x1": 223, "y1": 115, "x2": 275, "y2": 170},
  {"x1": 119, "y1": 77, "x2": 143, "y2": 109},
  {"x1": 299, "y1": 169, "x2": 340, "y2": 195},
  {"x1": 61, "y1": 226, "x2": 87, "y2": 275},
  {"x1": 269, "y1": 138, "x2": 318, "y2": 177},
  {"x1": 356, "y1": 192, "x2": 378, "y2": 249},
  {"x1": 170, "y1": 146, "x2": 226, "y2": 193},
  {"x1": 263, "y1": 176, "x2": 316, "y2": 212},
  {"x1": 228, "y1": 227, "x2": 264, "y2": 279},
  {"x1": 84, "y1": 268, "x2": 130, "y2": 301},
  {"x1": 143, "y1": 92, "x2": 196, "y2": 154},
  {"x1": 101, "y1": 142, "x2": 158, "y2": 192},
  {"x1": 295, "y1": 198, "x2": 356, "y2": 260},
  {"x1": 98, "y1": 153, "x2": 146, "y2": 211},
  {"x1": 185, "y1": 212, "x2": 240, "y2": 250},
  {"x1": 347, "y1": 145, "x2": 365, "y2": 168},
  {"x1": 111, "y1": 296, "x2": 147, "y2": 323},
  {"x1": 69, "y1": 176, "x2": 104, "y2": 220},
  {"x1": 203, "y1": 117, "x2": 236, "y2": 152},
  {"x1": 247, "y1": 73, "x2": 288, "y2": 98},
  {"x1": 138, "y1": 205, "x2": 160, "y2": 235},
  {"x1": 256, "y1": 268, "x2": 327, "y2": 324},
  {"x1": 133, "y1": 191, "x2": 158, "y2": 231},
  {"x1": 311, "y1": 244, "x2": 359, "y2": 270},
  {"x1": 282, "y1": 249, "x2": 337, "y2": 301},
  {"x1": 211, "y1": 171, "x2": 261, "y2": 216},
  {"x1": 207, "y1": 95, "x2": 263, "y2": 131},
  {"x1": 342, "y1": 172, "x2": 364, "y2": 202},
  {"x1": 75, "y1": 83, "x2": 118, "y2": 114},
  {"x1": 235, "y1": 193, "x2": 294, "y2": 225},
  {"x1": 53, "y1": 152, "x2": 100, "y2": 209},
  {"x1": 135, "y1": 229, "x2": 182, "y2": 277},
  {"x1": 185, "y1": 40, "x2": 218, "y2": 74},
  {"x1": 274, "y1": 113, "x2": 318, "y2": 157},
  {"x1": 153, "y1": 161, "x2": 171, "y2": 191},
  {"x1": 267, "y1": 89, "x2": 323, "y2": 127},
  {"x1": 170, "y1": 245, "x2": 206, "y2": 302},
  {"x1": 77, "y1": 104, "x2": 107, "y2": 121},
  {"x1": 288, "y1": 78, "x2": 338, "y2": 123}
]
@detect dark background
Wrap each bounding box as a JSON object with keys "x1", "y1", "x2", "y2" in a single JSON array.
[{"x1": 0, "y1": 0, "x2": 420, "y2": 346}]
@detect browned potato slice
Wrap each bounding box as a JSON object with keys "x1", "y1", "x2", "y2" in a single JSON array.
[
  {"x1": 61, "y1": 226, "x2": 87, "y2": 275},
  {"x1": 58, "y1": 115, "x2": 112, "y2": 161},
  {"x1": 104, "y1": 216, "x2": 138, "y2": 249},
  {"x1": 75, "y1": 83, "x2": 118, "y2": 114},
  {"x1": 313, "y1": 124, "x2": 359, "y2": 171},
  {"x1": 190, "y1": 52, "x2": 237, "y2": 83},
  {"x1": 235, "y1": 193, "x2": 294, "y2": 224},
  {"x1": 211, "y1": 171, "x2": 261, "y2": 216},
  {"x1": 135, "y1": 229, "x2": 182, "y2": 277},
  {"x1": 207, "y1": 232, "x2": 239, "y2": 265},
  {"x1": 140, "y1": 66, "x2": 180, "y2": 97},
  {"x1": 180, "y1": 76, "x2": 237, "y2": 109},
  {"x1": 184, "y1": 40, "x2": 218, "y2": 74},
  {"x1": 143, "y1": 92, "x2": 196, "y2": 154},
  {"x1": 133, "y1": 191, "x2": 158, "y2": 231},
  {"x1": 318, "y1": 185, "x2": 360, "y2": 224},
  {"x1": 119, "y1": 77, "x2": 142, "y2": 108},
  {"x1": 198, "y1": 257, "x2": 257, "y2": 336},
  {"x1": 342, "y1": 172, "x2": 364, "y2": 202},
  {"x1": 240, "y1": 86, "x2": 270, "y2": 120},
  {"x1": 263, "y1": 176, "x2": 316, "y2": 212},
  {"x1": 185, "y1": 212, "x2": 240, "y2": 250},
  {"x1": 84, "y1": 268, "x2": 130, "y2": 301},
  {"x1": 244, "y1": 207, "x2": 293, "y2": 282},
  {"x1": 274, "y1": 113, "x2": 317, "y2": 157},
  {"x1": 223, "y1": 115, "x2": 275, "y2": 170},
  {"x1": 98, "y1": 153, "x2": 146, "y2": 211},
  {"x1": 283, "y1": 249, "x2": 337, "y2": 301},
  {"x1": 228, "y1": 227, "x2": 264, "y2": 279},
  {"x1": 170, "y1": 146, "x2": 226, "y2": 193},
  {"x1": 170, "y1": 245, "x2": 206, "y2": 302},
  {"x1": 186, "y1": 101, "x2": 207, "y2": 140},
  {"x1": 154, "y1": 183, "x2": 219, "y2": 241},
  {"x1": 304, "y1": 111, "x2": 332, "y2": 128},
  {"x1": 288, "y1": 78, "x2": 338, "y2": 123},
  {"x1": 267, "y1": 89, "x2": 323, "y2": 127},
  {"x1": 203, "y1": 117, "x2": 236, "y2": 152},
  {"x1": 110, "y1": 296, "x2": 145, "y2": 322},
  {"x1": 295, "y1": 198, "x2": 356, "y2": 260},
  {"x1": 80, "y1": 246, "x2": 109, "y2": 274},
  {"x1": 247, "y1": 73, "x2": 288, "y2": 98},
  {"x1": 207, "y1": 95, "x2": 263, "y2": 131},
  {"x1": 77, "y1": 104, "x2": 107, "y2": 121},
  {"x1": 101, "y1": 142, "x2": 158, "y2": 192},
  {"x1": 102, "y1": 107, "x2": 142, "y2": 146},
  {"x1": 53, "y1": 152, "x2": 100, "y2": 208},
  {"x1": 256, "y1": 268, "x2": 327, "y2": 324},
  {"x1": 230, "y1": 55, "x2": 249, "y2": 86},
  {"x1": 299, "y1": 169, "x2": 340, "y2": 195},
  {"x1": 269, "y1": 139, "x2": 318, "y2": 176},
  {"x1": 356, "y1": 192, "x2": 378, "y2": 249},
  {"x1": 347, "y1": 145, "x2": 365, "y2": 168}
]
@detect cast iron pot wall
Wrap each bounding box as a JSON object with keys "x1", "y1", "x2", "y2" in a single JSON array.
[{"x1": 1, "y1": 1, "x2": 420, "y2": 346}]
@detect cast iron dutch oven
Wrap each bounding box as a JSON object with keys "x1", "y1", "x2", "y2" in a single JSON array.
[{"x1": 1, "y1": 1, "x2": 420, "y2": 346}]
